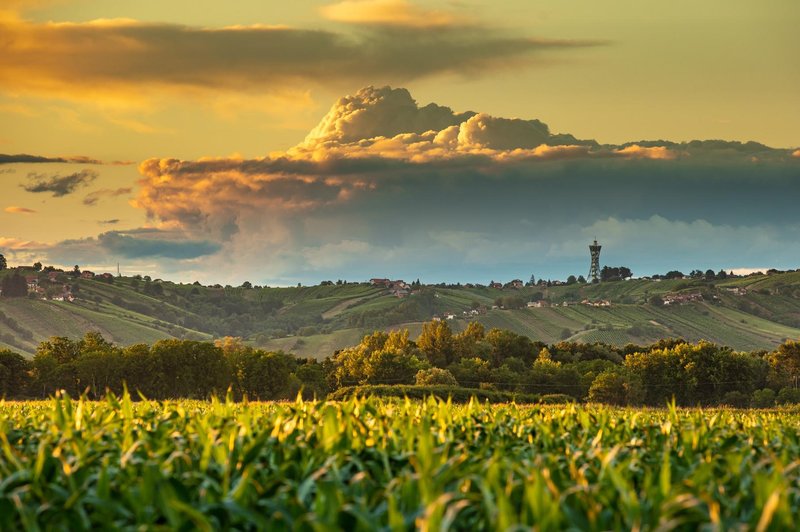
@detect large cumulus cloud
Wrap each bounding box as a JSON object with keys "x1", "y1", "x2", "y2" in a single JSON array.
[{"x1": 127, "y1": 86, "x2": 800, "y2": 284}]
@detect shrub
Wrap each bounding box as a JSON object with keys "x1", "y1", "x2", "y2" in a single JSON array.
[
  {"x1": 720, "y1": 391, "x2": 750, "y2": 408},
  {"x1": 777, "y1": 387, "x2": 800, "y2": 405},
  {"x1": 415, "y1": 368, "x2": 458, "y2": 386},
  {"x1": 538, "y1": 394, "x2": 575, "y2": 404},
  {"x1": 328, "y1": 385, "x2": 540, "y2": 404},
  {"x1": 751, "y1": 388, "x2": 776, "y2": 408}
]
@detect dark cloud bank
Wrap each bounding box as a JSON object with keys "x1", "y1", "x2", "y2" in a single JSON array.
[{"x1": 126, "y1": 87, "x2": 800, "y2": 283}]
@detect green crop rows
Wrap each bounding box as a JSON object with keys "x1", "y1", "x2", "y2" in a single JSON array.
[{"x1": 1, "y1": 394, "x2": 799, "y2": 530}]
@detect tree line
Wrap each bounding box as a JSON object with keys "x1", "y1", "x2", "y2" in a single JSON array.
[
  {"x1": 324, "y1": 321, "x2": 800, "y2": 407},
  {"x1": 1, "y1": 324, "x2": 799, "y2": 406},
  {"x1": 0, "y1": 333, "x2": 325, "y2": 400}
]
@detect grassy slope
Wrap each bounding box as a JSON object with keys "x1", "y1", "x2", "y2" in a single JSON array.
[{"x1": 3, "y1": 270, "x2": 800, "y2": 358}]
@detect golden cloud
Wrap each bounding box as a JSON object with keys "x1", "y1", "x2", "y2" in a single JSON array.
[
  {"x1": 321, "y1": 0, "x2": 464, "y2": 28},
  {"x1": 4, "y1": 206, "x2": 37, "y2": 214},
  {"x1": 0, "y1": 15, "x2": 598, "y2": 105},
  {"x1": 613, "y1": 144, "x2": 678, "y2": 160}
]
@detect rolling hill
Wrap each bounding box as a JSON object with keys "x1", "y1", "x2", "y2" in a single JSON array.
[{"x1": 2, "y1": 268, "x2": 800, "y2": 358}]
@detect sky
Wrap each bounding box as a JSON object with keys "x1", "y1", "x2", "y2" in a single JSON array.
[{"x1": 1, "y1": 0, "x2": 799, "y2": 285}]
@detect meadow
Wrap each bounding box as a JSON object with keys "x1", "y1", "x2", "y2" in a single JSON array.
[{"x1": 1, "y1": 394, "x2": 799, "y2": 530}]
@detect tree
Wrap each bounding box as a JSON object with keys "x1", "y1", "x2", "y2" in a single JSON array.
[
  {"x1": 588, "y1": 371, "x2": 627, "y2": 405},
  {"x1": 417, "y1": 320, "x2": 455, "y2": 367},
  {"x1": 33, "y1": 262, "x2": 42, "y2": 271},
  {"x1": 600, "y1": 266, "x2": 632, "y2": 282},
  {"x1": 1, "y1": 273, "x2": 28, "y2": 297},
  {"x1": 770, "y1": 340, "x2": 800, "y2": 389},
  {"x1": 0, "y1": 349, "x2": 31, "y2": 397},
  {"x1": 0, "y1": 254, "x2": 6, "y2": 270},
  {"x1": 566, "y1": 275, "x2": 577, "y2": 285},
  {"x1": 72, "y1": 265, "x2": 81, "y2": 277},
  {"x1": 577, "y1": 275, "x2": 587, "y2": 284}
]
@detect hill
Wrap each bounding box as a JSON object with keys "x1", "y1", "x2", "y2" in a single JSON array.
[{"x1": 2, "y1": 269, "x2": 800, "y2": 357}]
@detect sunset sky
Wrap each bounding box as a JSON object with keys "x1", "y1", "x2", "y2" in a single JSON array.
[{"x1": 1, "y1": 0, "x2": 799, "y2": 285}]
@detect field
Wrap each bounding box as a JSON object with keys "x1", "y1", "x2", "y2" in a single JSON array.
[{"x1": 1, "y1": 395, "x2": 799, "y2": 529}]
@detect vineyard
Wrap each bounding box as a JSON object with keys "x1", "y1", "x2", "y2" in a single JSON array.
[{"x1": 1, "y1": 394, "x2": 799, "y2": 529}]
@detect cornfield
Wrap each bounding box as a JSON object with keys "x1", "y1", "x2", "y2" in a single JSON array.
[{"x1": 1, "y1": 393, "x2": 799, "y2": 530}]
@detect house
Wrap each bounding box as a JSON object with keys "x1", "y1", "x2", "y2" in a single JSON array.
[
  {"x1": 505, "y1": 279, "x2": 524, "y2": 289},
  {"x1": 25, "y1": 276, "x2": 39, "y2": 291},
  {"x1": 582, "y1": 299, "x2": 611, "y2": 308},
  {"x1": 48, "y1": 271, "x2": 60, "y2": 282},
  {"x1": 489, "y1": 282, "x2": 503, "y2": 289},
  {"x1": 81, "y1": 271, "x2": 95, "y2": 279},
  {"x1": 370, "y1": 278, "x2": 391, "y2": 287},
  {"x1": 99, "y1": 273, "x2": 114, "y2": 280},
  {"x1": 725, "y1": 287, "x2": 748, "y2": 296},
  {"x1": 527, "y1": 300, "x2": 549, "y2": 308},
  {"x1": 392, "y1": 287, "x2": 410, "y2": 298},
  {"x1": 444, "y1": 312, "x2": 456, "y2": 320},
  {"x1": 662, "y1": 293, "x2": 704, "y2": 306}
]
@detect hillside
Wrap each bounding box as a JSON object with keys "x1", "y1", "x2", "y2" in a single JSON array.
[{"x1": 2, "y1": 269, "x2": 800, "y2": 357}]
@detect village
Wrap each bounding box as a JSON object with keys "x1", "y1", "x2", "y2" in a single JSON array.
[{"x1": 0, "y1": 265, "x2": 116, "y2": 301}]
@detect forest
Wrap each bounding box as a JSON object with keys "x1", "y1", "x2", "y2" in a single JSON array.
[{"x1": 2, "y1": 321, "x2": 799, "y2": 407}]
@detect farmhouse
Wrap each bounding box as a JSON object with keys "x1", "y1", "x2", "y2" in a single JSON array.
[
  {"x1": 527, "y1": 301, "x2": 549, "y2": 308},
  {"x1": 663, "y1": 293, "x2": 704, "y2": 306}
]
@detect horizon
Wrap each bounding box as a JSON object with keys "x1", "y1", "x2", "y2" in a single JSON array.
[{"x1": 1, "y1": 1, "x2": 798, "y2": 286}]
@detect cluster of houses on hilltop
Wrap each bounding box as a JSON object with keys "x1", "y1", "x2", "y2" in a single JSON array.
[
  {"x1": 0, "y1": 267, "x2": 113, "y2": 301},
  {"x1": 370, "y1": 278, "x2": 415, "y2": 298},
  {"x1": 18, "y1": 274, "x2": 75, "y2": 302}
]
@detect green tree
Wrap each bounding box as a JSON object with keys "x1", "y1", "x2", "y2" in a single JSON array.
[
  {"x1": 0, "y1": 349, "x2": 31, "y2": 397},
  {"x1": 417, "y1": 320, "x2": 455, "y2": 367},
  {"x1": 0, "y1": 254, "x2": 6, "y2": 270},
  {"x1": 588, "y1": 371, "x2": 627, "y2": 405},
  {"x1": 150, "y1": 340, "x2": 229, "y2": 398},
  {"x1": 770, "y1": 340, "x2": 800, "y2": 389},
  {"x1": 1, "y1": 273, "x2": 28, "y2": 297}
]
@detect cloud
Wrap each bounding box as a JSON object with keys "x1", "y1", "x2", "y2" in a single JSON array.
[
  {"x1": 0, "y1": 15, "x2": 600, "y2": 104},
  {"x1": 793, "y1": 149, "x2": 800, "y2": 158},
  {"x1": 321, "y1": 0, "x2": 465, "y2": 28},
  {"x1": 302, "y1": 86, "x2": 475, "y2": 147},
  {"x1": 613, "y1": 144, "x2": 676, "y2": 160},
  {"x1": 4, "y1": 206, "x2": 36, "y2": 214},
  {"x1": 0, "y1": 153, "x2": 103, "y2": 164},
  {"x1": 126, "y1": 86, "x2": 800, "y2": 284},
  {"x1": 2, "y1": 228, "x2": 221, "y2": 273},
  {"x1": 95, "y1": 230, "x2": 221, "y2": 259},
  {"x1": 23, "y1": 169, "x2": 98, "y2": 196},
  {"x1": 83, "y1": 187, "x2": 133, "y2": 206},
  {"x1": 98, "y1": 219, "x2": 120, "y2": 225}
]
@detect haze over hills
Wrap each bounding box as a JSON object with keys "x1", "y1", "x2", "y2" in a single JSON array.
[{"x1": 3, "y1": 266, "x2": 800, "y2": 358}]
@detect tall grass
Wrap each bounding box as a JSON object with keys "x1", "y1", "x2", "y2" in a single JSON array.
[{"x1": 1, "y1": 393, "x2": 799, "y2": 529}]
